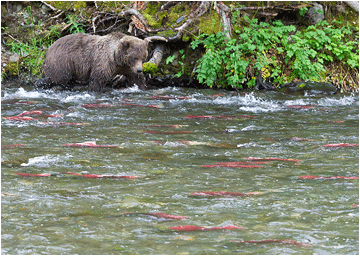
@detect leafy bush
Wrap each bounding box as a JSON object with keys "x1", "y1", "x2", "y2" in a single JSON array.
[{"x1": 191, "y1": 16, "x2": 359, "y2": 89}]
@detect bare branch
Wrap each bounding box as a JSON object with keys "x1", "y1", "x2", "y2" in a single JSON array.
[
  {"x1": 168, "y1": 2, "x2": 211, "y2": 42},
  {"x1": 41, "y1": 1, "x2": 62, "y2": 13},
  {"x1": 92, "y1": 15, "x2": 100, "y2": 33},
  {"x1": 214, "y1": 2, "x2": 232, "y2": 38},
  {"x1": 119, "y1": 8, "x2": 156, "y2": 33},
  {"x1": 160, "y1": 1, "x2": 180, "y2": 11}
]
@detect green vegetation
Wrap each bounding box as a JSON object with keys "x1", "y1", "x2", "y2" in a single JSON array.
[
  {"x1": 65, "y1": 15, "x2": 85, "y2": 34},
  {"x1": 3, "y1": 6, "x2": 62, "y2": 78},
  {"x1": 3, "y1": 5, "x2": 85, "y2": 79},
  {"x1": 166, "y1": 49, "x2": 186, "y2": 77},
  {"x1": 191, "y1": 16, "x2": 359, "y2": 89}
]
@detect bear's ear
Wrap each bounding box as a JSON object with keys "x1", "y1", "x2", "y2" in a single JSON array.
[
  {"x1": 119, "y1": 37, "x2": 131, "y2": 53},
  {"x1": 122, "y1": 40, "x2": 131, "y2": 52}
]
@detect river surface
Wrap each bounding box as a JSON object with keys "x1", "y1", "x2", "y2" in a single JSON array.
[{"x1": 1, "y1": 85, "x2": 359, "y2": 255}]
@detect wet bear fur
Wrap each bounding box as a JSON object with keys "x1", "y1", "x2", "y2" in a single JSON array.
[{"x1": 36, "y1": 32, "x2": 149, "y2": 91}]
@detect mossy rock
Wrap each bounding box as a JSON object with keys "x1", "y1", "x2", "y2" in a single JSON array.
[{"x1": 280, "y1": 81, "x2": 338, "y2": 95}]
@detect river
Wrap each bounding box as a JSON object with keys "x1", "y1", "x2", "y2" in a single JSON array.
[{"x1": 1, "y1": 85, "x2": 359, "y2": 254}]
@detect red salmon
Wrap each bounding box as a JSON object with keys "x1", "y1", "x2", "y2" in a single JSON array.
[
  {"x1": 62, "y1": 141, "x2": 119, "y2": 148},
  {"x1": 145, "y1": 212, "x2": 189, "y2": 220},
  {"x1": 81, "y1": 104, "x2": 114, "y2": 108},
  {"x1": 41, "y1": 122, "x2": 87, "y2": 126},
  {"x1": 298, "y1": 175, "x2": 358, "y2": 180},
  {"x1": 244, "y1": 157, "x2": 301, "y2": 162},
  {"x1": 150, "y1": 96, "x2": 190, "y2": 100},
  {"x1": 287, "y1": 105, "x2": 313, "y2": 109},
  {"x1": 1, "y1": 144, "x2": 24, "y2": 148},
  {"x1": 201, "y1": 164, "x2": 262, "y2": 168},
  {"x1": 322, "y1": 143, "x2": 359, "y2": 147},
  {"x1": 143, "y1": 131, "x2": 193, "y2": 134},
  {"x1": 169, "y1": 225, "x2": 246, "y2": 231},
  {"x1": 4, "y1": 116, "x2": 37, "y2": 121},
  {"x1": 66, "y1": 172, "x2": 138, "y2": 179},
  {"x1": 190, "y1": 191, "x2": 261, "y2": 197},
  {"x1": 14, "y1": 172, "x2": 50, "y2": 177},
  {"x1": 17, "y1": 110, "x2": 43, "y2": 116},
  {"x1": 231, "y1": 239, "x2": 311, "y2": 247}
]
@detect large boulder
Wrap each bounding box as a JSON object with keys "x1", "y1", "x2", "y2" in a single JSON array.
[{"x1": 280, "y1": 81, "x2": 338, "y2": 95}]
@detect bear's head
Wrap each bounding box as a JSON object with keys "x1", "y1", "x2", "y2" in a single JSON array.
[{"x1": 118, "y1": 36, "x2": 149, "y2": 74}]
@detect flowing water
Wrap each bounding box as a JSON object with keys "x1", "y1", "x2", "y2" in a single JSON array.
[{"x1": 1, "y1": 85, "x2": 359, "y2": 255}]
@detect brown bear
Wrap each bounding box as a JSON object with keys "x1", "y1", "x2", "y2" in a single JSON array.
[{"x1": 35, "y1": 32, "x2": 156, "y2": 91}]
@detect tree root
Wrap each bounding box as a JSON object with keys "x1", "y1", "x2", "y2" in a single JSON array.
[
  {"x1": 168, "y1": 1, "x2": 211, "y2": 42},
  {"x1": 214, "y1": 2, "x2": 232, "y2": 38},
  {"x1": 149, "y1": 44, "x2": 166, "y2": 66}
]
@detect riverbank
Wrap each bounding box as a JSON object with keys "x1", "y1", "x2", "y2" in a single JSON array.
[{"x1": 1, "y1": 1, "x2": 359, "y2": 92}]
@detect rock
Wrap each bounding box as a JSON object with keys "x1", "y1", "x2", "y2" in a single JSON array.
[
  {"x1": 345, "y1": 1, "x2": 359, "y2": 12},
  {"x1": 280, "y1": 81, "x2": 337, "y2": 95},
  {"x1": 8, "y1": 53, "x2": 21, "y2": 62},
  {"x1": 306, "y1": 3, "x2": 324, "y2": 24},
  {"x1": 176, "y1": 16, "x2": 185, "y2": 24}
]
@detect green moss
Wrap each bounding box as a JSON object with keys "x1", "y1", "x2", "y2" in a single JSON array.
[
  {"x1": 4, "y1": 62, "x2": 20, "y2": 76},
  {"x1": 143, "y1": 13, "x2": 161, "y2": 29},
  {"x1": 143, "y1": 61, "x2": 159, "y2": 75},
  {"x1": 46, "y1": 1, "x2": 72, "y2": 10},
  {"x1": 166, "y1": 4, "x2": 190, "y2": 26},
  {"x1": 197, "y1": 10, "x2": 222, "y2": 35},
  {"x1": 73, "y1": 1, "x2": 86, "y2": 11}
]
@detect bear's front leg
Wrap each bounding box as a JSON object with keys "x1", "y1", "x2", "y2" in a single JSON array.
[
  {"x1": 34, "y1": 77, "x2": 54, "y2": 90},
  {"x1": 127, "y1": 73, "x2": 147, "y2": 90},
  {"x1": 89, "y1": 80, "x2": 105, "y2": 92}
]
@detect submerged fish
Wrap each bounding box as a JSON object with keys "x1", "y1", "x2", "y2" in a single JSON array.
[
  {"x1": 215, "y1": 161, "x2": 269, "y2": 165},
  {"x1": 201, "y1": 164, "x2": 262, "y2": 168},
  {"x1": 287, "y1": 105, "x2": 313, "y2": 109},
  {"x1": 66, "y1": 172, "x2": 138, "y2": 179},
  {"x1": 45, "y1": 114, "x2": 63, "y2": 117},
  {"x1": 184, "y1": 115, "x2": 255, "y2": 119},
  {"x1": 244, "y1": 157, "x2": 301, "y2": 162},
  {"x1": 143, "y1": 131, "x2": 193, "y2": 134},
  {"x1": 1, "y1": 144, "x2": 24, "y2": 148},
  {"x1": 81, "y1": 103, "x2": 114, "y2": 108},
  {"x1": 120, "y1": 103, "x2": 163, "y2": 108},
  {"x1": 190, "y1": 191, "x2": 262, "y2": 197},
  {"x1": 146, "y1": 124, "x2": 188, "y2": 128},
  {"x1": 298, "y1": 175, "x2": 358, "y2": 180},
  {"x1": 14, "y1": 172, "x2": 50, "y2": 177},
  {"x1": 208, "y1": 94, "x2": 225, "y2": 97},
  {"x1": 326, "y1": 120, "x2": 344, "y2": 123},
  {"x1": 150, "y1": 96, "x2": 190, "y2": 100},
  {"x1": 14, "y1": 101, "x2": 38, "y2": 105},
  {"x1": 17, "y1": 110, "x2": 63, "y2": 118},
  {"x1": 169, "y1": 225, "x2": 246, "y2": 231},
  {"x1": 17, "y1": 110, "x2": 43, "y2": 116},
  {"x1": 144, "y1": 212, "x2": 189, "y2": 220},
  {"x1": 4, "y1": 116, "x2": 38, "y2": 121},
  {"x1": 62, "y1": 141, "x2": 119, "y2": 148},
  {"x1": 41, "y1": 122, "x2": 87, "y2": 126},
  {"x1": 230, "y1": 239, "x2": 311, "y2": 247},
  {"x1": 322, "y1": 143, "x2": 359, "y2": 147}
]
